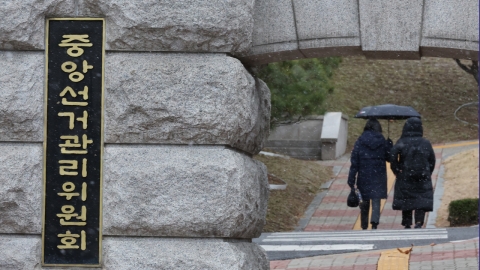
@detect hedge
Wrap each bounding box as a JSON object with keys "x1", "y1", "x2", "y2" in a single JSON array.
[{"x1": 448, "y1": 198, "x2": 479, "y2": 227}]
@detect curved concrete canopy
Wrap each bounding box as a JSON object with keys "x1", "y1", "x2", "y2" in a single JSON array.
[{"x1": 241, "y1": 0, "x2": 479, "y2": 65}]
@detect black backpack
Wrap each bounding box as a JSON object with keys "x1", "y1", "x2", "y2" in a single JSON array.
[{"x1": 403, "y1": 140, "x2": 430, "y2": 180}]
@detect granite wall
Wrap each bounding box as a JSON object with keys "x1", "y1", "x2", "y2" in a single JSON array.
[{"x1": 0, "y1": 1, "x2": 270, "y2": 269}]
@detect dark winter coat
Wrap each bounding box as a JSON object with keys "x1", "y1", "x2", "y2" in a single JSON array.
[
  {"x1": 390, "y1": 117, "x2": 436, "y2": 211},
  {"x1": 348, "y1": 130, "x2": 393, "y2": 200}
]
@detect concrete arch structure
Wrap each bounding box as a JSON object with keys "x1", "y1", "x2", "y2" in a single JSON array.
[{"x1": 242, "y1": 0, "x2": 479, "y2": 65}]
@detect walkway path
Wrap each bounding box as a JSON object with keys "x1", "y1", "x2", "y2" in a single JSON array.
[
  {"x1": 300, "y1": 140, "x2": 478, "y2": 231},
  {"x1": 267, "y1": 139, "x2": 479, "y2": 269},
  {"x1": 270, "y1": 237, "x2": 479, "y2": 270}
]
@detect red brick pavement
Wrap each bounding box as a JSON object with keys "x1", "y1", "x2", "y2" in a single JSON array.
[
  {"x1": 270, "y1": 260, "x2": 291, "y2": 269},
  {"x1": 304, "y1": 224, "x2": 354, "y2": 231},
  {"x1": 280, "y1": 266, "x2": 378, "y2": 270},
  {"x1": 269, "y1": 238, "x2": 479, "y2": 270},
  {"x1": 313, "y1": 209, "x2": 359, "y2": 217},
  {"x1": 410, "y1": 249, "x2": 479, "y2": 262}
]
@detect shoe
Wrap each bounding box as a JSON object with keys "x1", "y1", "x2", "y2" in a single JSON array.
[
  {"x1": 404, "y1": 225, "x2": 411, "y2": 229},
  {"x1": 414, "y1": 223, "x2": 422, "y2": 229},
  {"x1": 371, "y1": 222, "x2": 378, "y2": 230}
]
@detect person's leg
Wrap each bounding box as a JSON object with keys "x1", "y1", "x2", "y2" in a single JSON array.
[
  {"x1": 402, "y1": 210, "x2": 413, "y2": 228},
  {"x1": 370, "y1": 198, "x2": 381, "y2": 229},
  {"x1": 359, "y1": 200, "x2": 371, "y2": 230},
  {"x1": 414, "y1": 210, "x2": 426, "y2": 228}
]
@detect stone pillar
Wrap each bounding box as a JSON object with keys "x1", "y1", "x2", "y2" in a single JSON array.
[{"x1": 0, "y1": 1, "x2": 271, "y2": 269}]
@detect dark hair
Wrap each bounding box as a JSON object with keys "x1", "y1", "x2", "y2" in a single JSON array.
[{"x1": 364, "y1": 118, "x2": 382, "y2": 133}]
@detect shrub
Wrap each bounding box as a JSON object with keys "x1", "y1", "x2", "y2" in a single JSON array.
[
  {"x1": 448, "y1": 198, "x2": 479, "y2": 227},
  {"x1": 253, "y1": 57, "x2": 342, "y2": 127}
]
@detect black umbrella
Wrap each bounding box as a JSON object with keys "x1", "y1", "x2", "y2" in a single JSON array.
[
  {"x1": 354, "y1": 104, "x2": 421, "y2": 120},
  {"x1": 354, "y1": 104, "x2": 421, "y2": 137}
]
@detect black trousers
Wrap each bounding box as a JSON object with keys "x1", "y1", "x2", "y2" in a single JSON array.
[
  {"x1": 401, "y1": 210, "x2": 426, "y2": 226},
  {"x1": 359, "y1": 199, "x2": 381, "y2": 229}
]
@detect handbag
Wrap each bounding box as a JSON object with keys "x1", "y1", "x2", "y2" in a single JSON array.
[{"x1": 347, "y1": 188, "x2": 359, "y2": 207}]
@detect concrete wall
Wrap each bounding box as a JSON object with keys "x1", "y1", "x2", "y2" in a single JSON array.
[
  {"x1": 266, "y1": 116, "x2": 324, "y2": 160},
  {"x1": 265, "y1": 113, "x2": 348, "y2": 160},
  {"x1": 244, "y1": 0, "x2": 479, "y2": 65},
  {"x1": 0, "y1": 1, "x2": 270, "y2": 269}
]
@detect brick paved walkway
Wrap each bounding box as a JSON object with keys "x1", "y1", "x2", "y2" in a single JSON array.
[
  {"x1": 270, "y1": 238, "x2": 479, "y2": 270},
  {"x1": 268, "y1": 140, "x2": 479, "y2": 270},
  {"x1": 305, "y1": 144, "x2": 447, "y2": 231}
]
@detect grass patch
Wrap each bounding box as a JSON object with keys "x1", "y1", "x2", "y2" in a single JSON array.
[
  {"x1": 324, "y1": 56, "x2": 478, "y2": 151},
  {"x1": 254, "y1": 154, "x2": 332, "y2": 232}
]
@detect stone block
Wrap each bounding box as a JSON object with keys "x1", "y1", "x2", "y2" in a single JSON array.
[
  {"x1": 0, "y1": 235, "x2": 40, "y2": 269},
  {"x1": 0, "y1": 0, "x2": 75, "y2": 50},
  {"x1": 242, "y1": 0, "x2": 363, "y2": 65},
  {"x1": 293, "y1": 0, "x2": 360, "y2": 41},
  {"x1": 293, "y1": 0, "x2": 362, "y2": 59},
  {"x1": 265, "y1": 116, "x2": 325, "y2": 160},
  {"x1": 422, "y1": 0, "x2": 478, "y2": 44},
  {"x1": 0, "y1": 0, "x2": 255, "y2": 54},
  {"x1": 267, "y1": 116, "x2": 324, "y2": 141},
  {"x1": 0, "y1": 143, "x2": 42, "y2": 234},
  {"x1": 77, "y1": 0, "x2": 255, "y2": 54},
  {"x1": 0, "y1": 143, "x2": 268, "y2": 238},
  {"x1": 245, "y1": 0, "x2": 303, "y2": 65},
  {"x1": 103, "y1": 145, "x2": 269, "y2": 238},
  {"x1": 252, "y1": 0, "x2": 297, "y2": 46},
  {"x1": 0, "y1": 52, "x2": 270, "y2": 153},
  {"x1": 0, "y1": 52, "x2": 43, "y2": 142},
  {"x1": 359, "y1": 0, "x2": 423, "y2": 59},
  {"x1": 0, "y1": 235, "x2": 269, "y2": 270},
  {"x1": 105, "y1": 53, "x2": 270, "y2": 154},
  {"x1": 103, "y1": 237, "x2": 269, "y2": 270},
  {"x1": 421, "y1": 0, "x2": 479, "y2": 58}
]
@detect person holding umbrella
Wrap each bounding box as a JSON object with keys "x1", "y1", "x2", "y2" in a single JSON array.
[
  {"x1": 355, "y1": 104, "x2": 422, "y2": 138},
  {"x1": 348, "y1": 119, "x2": 393, "y2": 230},
  {"x1": 390, "y1": 117, "x2": 436, "y2": 229}
]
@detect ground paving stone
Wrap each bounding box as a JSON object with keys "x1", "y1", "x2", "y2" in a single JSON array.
[{"x1": 272, "y1": 238, "x2": 479, "y2": 269}]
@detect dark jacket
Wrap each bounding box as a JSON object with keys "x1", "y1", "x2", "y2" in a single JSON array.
[
  {"x1": 348, "y1": 130, "x2": 392, "y2": 200},
  {"x1": 390, "y1": 117, "x2": 436, "y2": 211}
]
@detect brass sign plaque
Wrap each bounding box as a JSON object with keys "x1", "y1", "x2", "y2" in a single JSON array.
[{"x1": 43, "y1": 18, "x2": 104, "y2": 267}]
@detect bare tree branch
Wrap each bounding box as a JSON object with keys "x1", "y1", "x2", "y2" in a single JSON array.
[
  {"x1": 453, "y1": 59, "x2": 479, "y2": 126},
  {"x1": 454, "y1": 59, "x2": 479, "y2": 84}
]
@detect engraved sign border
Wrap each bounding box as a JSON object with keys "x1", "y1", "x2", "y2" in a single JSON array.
[{"x1": 42, "y1": 17, "x2": 105, "y2": 268}]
